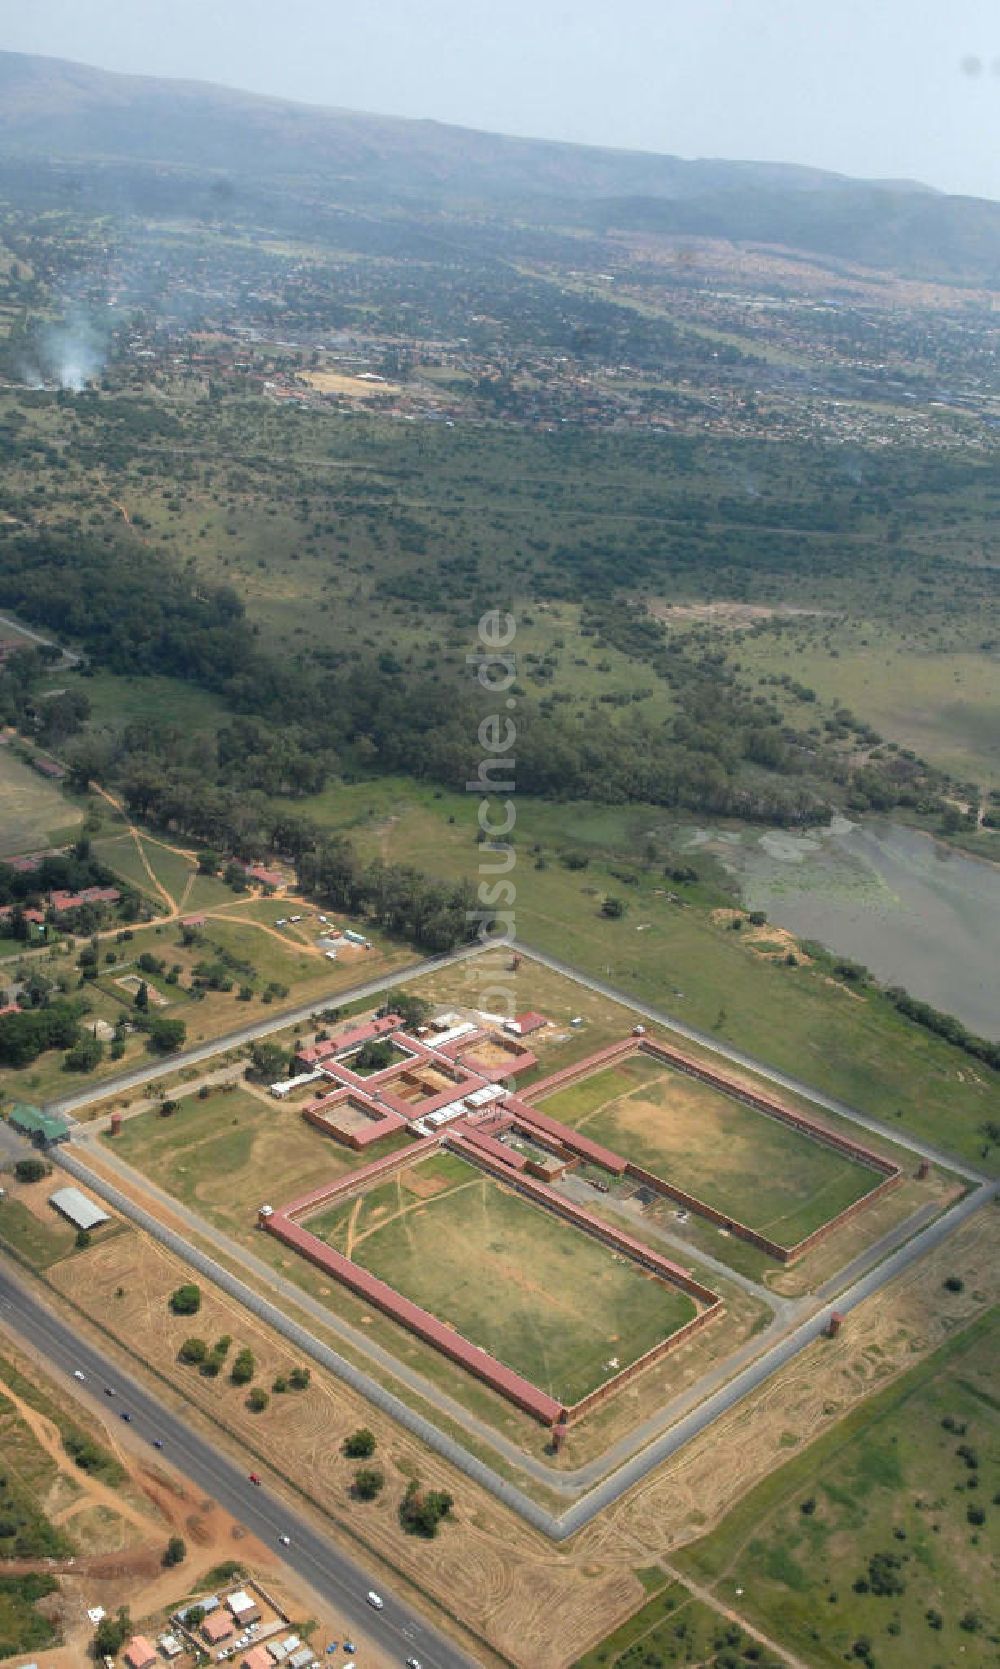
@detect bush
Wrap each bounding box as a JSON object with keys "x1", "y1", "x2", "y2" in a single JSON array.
[
  {"x1": 14, "y1": 1157, "x2": 48, "y2": 1183},
  {"x1": 163, "y1": 1534, "x2": 186, "y2": 1566},
  {"x1": 169, "y1": 1283, "x2": 201, "y2": 1315},
  {"x1": 179, "y1": 1337, "x2": 208, "y2": 1364},
  {"x1": 399, "y1": 1480, "x2": 454, "y2": 1538},
  {"x1": 343, "y1": 1427, "x2": 376, "y2": 1459},
  {"x1": 288, "y1": 1365, "x2": 310, "y2": 1390},
  {"x1": 944, "y1": 1275, "x2": 965, "y2": 1293},
  {"x1": 352, "y1": 1466, "x2": 385, "y2": 1500},
  {"x1": 247, "y1": 1387, "x2": 269, "y2": 1412},
  {"x1": 230, "y1": 1347, "x2": 255, "y2": 1386}
]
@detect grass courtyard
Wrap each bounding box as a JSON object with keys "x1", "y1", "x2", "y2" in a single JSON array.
[
  {"x1": 307, "y1": 1149, "x2": 699, "y2": 1405},
  {"x1": 537, "y1": 1054, "x2": 882, "y2": 1248},
  {"x1": 103, "y1": 1086, "x2": 399, "y2": 1236}
]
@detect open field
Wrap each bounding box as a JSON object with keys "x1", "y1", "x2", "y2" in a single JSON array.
[
  {"x1": 0, "y1": 746, "x2": 82, "y2": 856},
  {"x1": 105, "y1": 1084, "x2": 390, "y2": 1237},
  {"x1": 308, "y1": 1149, "x2": 698, "y2": 1404},
  {"x1": 538, "y1": 1053, "x2": 884, "y2": 1247},
  {"x1": 675, "y1": 1308, "x2": 1000, "y2": 1669},
  {"x1": 726, "y1": 617, "x2": 1000, "y2": 789}
]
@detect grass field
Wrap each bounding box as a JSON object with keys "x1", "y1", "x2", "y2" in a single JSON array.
[
  {"x1": 571, "y1": 1576, "x2": 784, "y2": 1668},
  {"x1": 308, "y1": 1149, "x2": 698, "y2": 1404},
  {"x1": 538, "y1": 1054, "x2": 882, "y2": 1246},
  {"x1": 675, "y1": 1308, "x2": 1000, "y2": 1669},
  {"x1": 105, "y1": 1085, "x2": 394, "y2": 1236},
  {"x1": 0, "y1": 746, "x2": 82, "y2": 856}
]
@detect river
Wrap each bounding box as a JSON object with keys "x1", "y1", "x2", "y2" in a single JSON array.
[{"x1": 683, "y1": 817, "x2": 1000, "y2": 1041}]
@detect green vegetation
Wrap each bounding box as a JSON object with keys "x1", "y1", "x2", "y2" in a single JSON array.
[
  {"x1": 0, "y1": 1572, "x2": 60, "y2": 1660},
  {"x1": 343, "y1": 1427, "x2": 376, "y2": 1459},
  {"x1": 352, "y1": 1465, "x2": 385, "y2": 1500},
  {"x1": 312, "y1": 1152, "x2": 697, "y2": 1402},
  {"x1": 539, "y1": 1054, "x2": 881, "y2": 1246},
  {"x1": 169, "y1": 1282, "x2": 202, "y2": 1315},
  {"x1": 675, "y1": 1311, "x2": 1000, "y2": 1669},
  {"x1": 399, "y1": 1478, "x2": 454, "y2": 1538},
  {"x1": 572, "y1": 1577, "x2": 784, "y2": 1668}
]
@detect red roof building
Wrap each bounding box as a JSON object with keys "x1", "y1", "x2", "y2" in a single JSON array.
[
  {"x1": 512, "y1": 1011, "x2": 548, "y2": 1036},
  {"x1": 123, "y1": 1638, "x2": 158, "y2": 1669},
  {"x1": 201, "y1": 1611, "x2": 234, "y2": 1644},
  {"x1": 49, "y1": 886, "x2": 121, "y2": 912}
]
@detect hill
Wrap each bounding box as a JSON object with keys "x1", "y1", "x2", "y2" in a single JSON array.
[{"x1": 0, "y1": 49, "x2": 998, "y2": 280}]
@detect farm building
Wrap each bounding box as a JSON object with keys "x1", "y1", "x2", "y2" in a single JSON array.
[
  {"x1": 49, "y1": 1186, "x2": 111, "y2": 1232},
  {"x1": 8, "y1": 1104, "x2": 70, "y2": 1147}
]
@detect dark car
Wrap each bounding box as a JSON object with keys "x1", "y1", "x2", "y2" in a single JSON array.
[{"x1": 119, "y1": 1411, "x2": 132, "y2": 1422}]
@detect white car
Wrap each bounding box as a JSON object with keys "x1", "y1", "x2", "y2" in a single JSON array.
[
  {"x1": 367, "y1": 1590, "x2": 384, "y2": 1610},
  {"x1": 406, "y1": 1658, "x2": 423, "y2": 1669},
  {"x1": 278, "y1": 1534, "x2": 291, "y2": 1547},
  {"x1": 73, "y1": 1369, "x2": 86, "y2": 1381}
]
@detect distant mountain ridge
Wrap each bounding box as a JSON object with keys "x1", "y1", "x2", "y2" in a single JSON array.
[{"x1": 0, "y1": 49, "x2": 998, "y2": 282}]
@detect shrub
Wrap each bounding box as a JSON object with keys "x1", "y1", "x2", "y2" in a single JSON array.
[
  {"x1": 179, "y1": 1337, "x2": 207, "y2": 1365},
  {"x1": 944, "y1": 1275, "x2": 965, "y2": 1293},
  {"x1": 352, "y1": 1466, "x2": 385, "y2": 1501},
  {"x1": 247, "y1": 1387, "x2": 269, "y2": 1412},
  {"x1": 399, "y1": 1480, "x2": 454, "y2": 1538},
  {"x1": 169, "y1": 1283, "x2": 201, "y2": 1315},
  {"x1": 14, "y1": 1157, "x2": 48, "y2": 1183},
  {"x1": 288, "y1": 1365, "x2": 310, "y2": 1390},
  {"x1": 163, "y1": 1534, "x2": 186, "y2": 1566},
  {"x1": 230, "y1": 1347, "x2": 255, "y2": 1386},
  {"x1": 343, "y1": 1427, "x2": 376, "y2": 1459}
]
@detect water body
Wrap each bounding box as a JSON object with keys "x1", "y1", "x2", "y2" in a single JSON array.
[{"x1": 683, "y1": 818, "x2": 1000, "y2": 1040}]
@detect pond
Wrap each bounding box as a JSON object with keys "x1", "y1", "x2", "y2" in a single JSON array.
[{"x1": 683, "y1": 818, "x2": 1000, "y2": 1040}]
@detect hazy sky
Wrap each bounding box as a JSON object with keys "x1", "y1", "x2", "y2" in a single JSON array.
[{"x1": 5, "y1": 0, "x2": 1000, "y2": 199}]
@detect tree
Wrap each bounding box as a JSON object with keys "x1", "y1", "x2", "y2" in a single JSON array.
[
  {"x1": 288, "y1": 1365, "x2": 310, "y2": 1390},
  {"x1": 354, "y1": 1038, "x2": 395, "y2": 1073},
  {"x1": 169, "y1": 1283, "x2": 202, "y2": 1315},
  {"x1": 600, "y1": 895, "x2": 625, "y2": 919},
  {"x1": 144, "y1": 1014, "x2": 186, "y2": 1054},
  {"x1": 64, "y1": 1032, "x2": 102, "y2": 1071},
  {"x1": 230, "y1": 1347, "x2": 255, "y2": 1385},
  {"x1": 352, "y1": 1465, "x2": 385, "y2": 1500},
  {"x1": 343, "y1": 1428, "x2": 376, "y2": 1459},
  {"x1": 399, "y1": 1480, "x2": 454, "y2": 1538},
  {"x1": 248, "y1": 1040, "x2": 289, "y2": 1082},
  {"x1": 944, "y1": 1275, "x2": 965, "y2": 1293},
  {"x1": 247, "y1": 1386, "x2": 269, "y2": 1412},
  {"x1": 94, "y1": 1606, "x2": 131, "y2": 1656},
  {"x1": 133, "y1": 980, "x2": 150, "y2": 1012},
  {"x1": 75, "y1": 1228, "x2": 91, "y2": 1249},
  {"x1": 163, "y1": 1534, "x2": 187, "y2": 1566},
  {"x1": 14, "y1": 1157, "x2": 48, "y2": 1183},
  {"x1": 178, "y1": 1337, "x2": 208, "y2": 1364}
]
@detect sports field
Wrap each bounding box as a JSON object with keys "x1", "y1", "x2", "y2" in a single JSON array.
[
  {"x1": 537, "y1": 1054, "x2": 880, "y2": 1247},
  {"x1": 308, "y1": 1150, "x2": 698, "y2": 1404}
]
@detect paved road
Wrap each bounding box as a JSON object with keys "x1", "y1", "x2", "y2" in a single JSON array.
[
  {"x1": 0, "y1": 1261, "x2": 477, "y2": 1669},
  {"x1": 516, "y1": 941, "x2": 990, "y2": 1184},
  {"x1": 46, "y1": 942, "x2": 489, "y2": 1118}
]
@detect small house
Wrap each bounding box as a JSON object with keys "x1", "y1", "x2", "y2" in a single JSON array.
[{"x1": 123, "y1": 1638, "x2": 157, "y2": 1669}]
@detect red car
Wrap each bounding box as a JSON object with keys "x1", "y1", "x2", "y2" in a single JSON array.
[{"x1": 248, "y1": 1472, "x2": 262, "y2": 1485}]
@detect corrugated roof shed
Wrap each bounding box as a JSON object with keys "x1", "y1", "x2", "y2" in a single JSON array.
[{"x1": 49, "y1": 1186, "x2": 110, "y2": 1232}]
